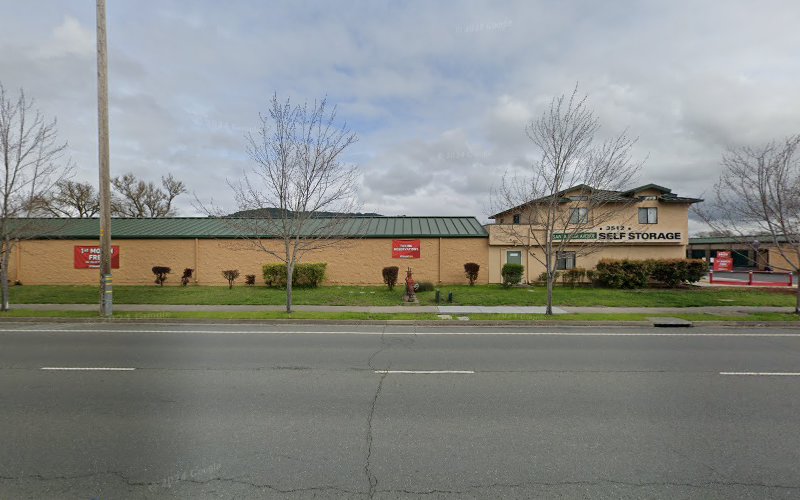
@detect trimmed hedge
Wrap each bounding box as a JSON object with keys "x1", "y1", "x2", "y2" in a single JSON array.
[
  {"x1": 262, "y1": 263, "x2": 327, "y2": 288},
  {"x1": 595, "y1": 259, "x2": 651, "y2": 289},
  {"x1": 501, "y1": 263, "x2": 524, "y2": 287},
  {"x1": 596, "y1": 258, "x2": 707, "y2": 289}
]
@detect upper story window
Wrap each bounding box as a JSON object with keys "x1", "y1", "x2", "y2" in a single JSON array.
[
  {"x1": 569, "y1": 208, "x2": 589, "y2": 224},
  {"x1": 639, "y1": 207, "x2": 658, "y2": 224},
  {"x1": 512, "y1": 214, "x2": 521, "y2": 224}
]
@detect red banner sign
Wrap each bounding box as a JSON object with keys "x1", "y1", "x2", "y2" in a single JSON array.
[
  {"x1": 74, "y1": 246, "x2": 120, "y2": 269},
  {"x1": 392, "y1": 240, "x2": 420, "y2": 259},
  {"x1": 713, "y1": 250, "x2": 733, "y2": 272}
]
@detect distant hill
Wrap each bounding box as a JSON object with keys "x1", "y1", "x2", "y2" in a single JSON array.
[{"x1": 226, "y1": 208, "x2": 382, "y2": 218}]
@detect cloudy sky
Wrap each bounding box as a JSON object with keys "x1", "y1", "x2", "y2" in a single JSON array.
[{"x1": 2, "y1": 1, "x2": 799, "y2": 231}]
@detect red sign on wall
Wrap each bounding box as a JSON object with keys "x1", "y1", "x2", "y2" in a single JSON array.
[
  {"x1": 74, "y1": 246, "x2": 120, "y2": 269},
  {"x1": 713, "y1": 250, "x2": 733, "y2": 271},
  {"x1": 392, "y1": 240, "x2": 420, "y2": 259}
]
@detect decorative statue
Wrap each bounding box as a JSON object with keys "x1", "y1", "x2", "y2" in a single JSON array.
[{"x1": 404, "y1": 267, "x2": 417, "y2": 302}]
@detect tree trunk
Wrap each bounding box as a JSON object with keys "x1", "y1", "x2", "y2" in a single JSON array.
[
  {"x1": 1, "y1": 239, "x2": 10, "y2": 312},
  {"x1": 546, "y1": 272, "x2": 553, "y2": 315},
  {"x1": 286, "y1": 261, "x2": 294, "y2": 314}
]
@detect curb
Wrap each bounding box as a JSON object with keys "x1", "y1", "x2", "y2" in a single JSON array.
[{"x1": 0, "y1": 317, "x2": 796, "y2": 328}]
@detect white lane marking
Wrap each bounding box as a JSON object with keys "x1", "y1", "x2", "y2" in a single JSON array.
[
  {"x1": 41, "y1": 367, "x2": 136, "y2": 371},
  {"x1": 720, "y1": 372, "x2": 800, "y2": 376},
  {"x1": 374, "y1": 370, "x2": 474, "y2": 374},
  {"x1": 1, "y1": 328, "x2": 799, "y2": 337}
]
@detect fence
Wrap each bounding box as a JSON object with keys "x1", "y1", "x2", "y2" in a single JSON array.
[{"x1": 709, "y1": 271, "x2": 794, "y2": 287}]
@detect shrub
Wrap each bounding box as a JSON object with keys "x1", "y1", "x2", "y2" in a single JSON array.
[
  {"x1": 464, "y1": 262, "x2": 480, "y2": 286},
  {"x1": 262, "y1": 263, "x2": 327, "y2": 288},
  {"x1": 537, "y1": 270, "x2": 560, "y2": 283},
  {"x1": 181, "y1": 268, "x2": 193, "y2": 286},
  {"x1": 650, "y1": 258, "x2": 708, "y2": 287},
  {"x1": 382, "y1": 266, "x2": 399, "y2": 291},
  {"x1": 562, "y1": 267, "x2": 586, "y2": 287},
  {"x1": 416, "y1": 281, "x2": 435, "y2": 292},
  {"x1": 245, "y1": 274, "x2": 256, "y2": 286},
  {"x1": 585, "y1": 269, "x2": 596, "y2": 286},
  {"x1": 595, "y1": 259, "x2": 651, "y2": 289},
  {"x1": 152, "y1": 266, "x2": 171, "y2": 286},
  {"x1": 649, "y1": 259, "x2": 686, "y2": 287},
  {"x1": 685, "y1": 259, "x2": 708, "y2": 283},
  {"x1": 501, "y1": 263, "x2": 524, "y2": 287},
  {"x1": 222, "y1": 269, "x2": 240, "y2": 289}
]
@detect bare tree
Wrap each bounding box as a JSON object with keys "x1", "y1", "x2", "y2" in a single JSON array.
[
  {"x1": 32, "y1": 180, "x2": 100, "y2": 217},
  {"x1": 490, "y1": 87, "x2": 642, "y2": 314},
  {"x1": 111, "y1": 172, "x2": 186, "y2": 217},
  {"x1": 0, "y1": 83, "x2": 72, "y2": 310},
  {"x1": 697, "y1": 135, "x2": 800, "y2": 314},
  {"x1": 229, "y1": 94, "x2": 359, "y2": 313}
]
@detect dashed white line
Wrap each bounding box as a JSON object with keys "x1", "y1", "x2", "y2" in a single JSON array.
[
  {"x1": 374, "y1": 370, "x2": 474, "y2": 374},
  {"x1": 40, "y1": 367, "x2": 136, "y2": 371},
  {"x1": 719, "y1": 372, "x2": 800, "y2": 376}
]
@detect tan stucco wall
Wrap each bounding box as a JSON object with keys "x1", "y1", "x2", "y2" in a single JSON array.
[{"x1": 10, "y1": 237, "x2": 489, "y2": 286}]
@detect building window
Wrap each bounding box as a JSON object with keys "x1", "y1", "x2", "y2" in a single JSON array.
[
  {"x1": 569, "y1": 208, "x2": 589, "y2": 224},
  {"x1": 512, "y1": 214, "x2": 521, "y2": 224},
  {"x1": 506, "y1": 251, "x2": 522, "y2": 265},
  {"x1": 638, "y1": 207, "x2": 658, "y2": 224},
  {"x1": 556, "y1": 251, "x2": 576, "y2": 270}
]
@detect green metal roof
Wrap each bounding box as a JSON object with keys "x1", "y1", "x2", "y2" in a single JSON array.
[
  {"x1": 10, "y1": 216, "x2": 488, "y2": 240},
  {"x1": 689, "y1": 235, "x2": 793, "y2": 245}
]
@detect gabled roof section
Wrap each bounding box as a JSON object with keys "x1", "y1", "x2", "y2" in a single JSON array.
[
  {"x1": 8, "y1": 216, "x2": 488, "y2": 240},
  {"x1": 621, "y1": 184, "x2": 672, "y2": 196},
  {"x1": 490, "y1": 183, "x2": 703, "y2": 219}
]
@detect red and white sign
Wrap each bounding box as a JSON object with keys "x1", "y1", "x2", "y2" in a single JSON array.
[
  {"x1": 713, "y1": 250, "x2": 733, "y2": 272},
  {"x1": 392, "y1": 239, "x2": 420, "y2": 259},
  {"x1": 74, "y1": 246, "x2": 120, "y2": 269}
]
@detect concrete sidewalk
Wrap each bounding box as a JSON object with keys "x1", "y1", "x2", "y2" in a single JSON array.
[{"x1": 10, "y1": 303, "x2": 797, "y2": 315}]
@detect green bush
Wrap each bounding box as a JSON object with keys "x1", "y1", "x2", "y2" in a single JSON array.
[
  {"x1": 595, "y1": 259, "x2": 651, "y2": 289},
  {"x1": 537, "y1": 270, "x2": 560, "y2": 283},
  {"x1": 685, "y1": 259, "x2": 708, "y2": 283},
  {"x1": 501, "y1": 263, "x2": 524, "y2": 287},
  {"x1": 562, "y1": 267, "x2": 587, "y2": 287},
  {"x1": 262, "y1": 263, "x2": 327, "y2": 288},
  {"x1": 464, "y1": 262, "x2": 480, "y2": 286},
  {"x1": 382, "y1": 266, "x2": 399, "y2": 290},
  {"x1": 416, "y1": 281, "x2": 435, "y2": 292},
  {"x1": 650, "y1": 258, "x2": 708, "y2": 287},
  {"x1": 649, "y1": 259, "x2": 687, "y2": 287}
]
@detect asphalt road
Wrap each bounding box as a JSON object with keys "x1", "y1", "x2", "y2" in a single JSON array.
[{"x1": 1, "y1": 322, "x2": 799, "y2": 499}]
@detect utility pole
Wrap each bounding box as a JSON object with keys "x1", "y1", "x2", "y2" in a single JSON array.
[{"x1": 96, "y1": 0, "x2": 113, "y2": 316}]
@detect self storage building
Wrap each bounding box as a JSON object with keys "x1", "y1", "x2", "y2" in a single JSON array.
[
  {"x1": 487, "y1": 184, "x2": 702, "y2": 283},
  {"x1": 5, "y1": 216, "x2": 489, "y2": 286}
]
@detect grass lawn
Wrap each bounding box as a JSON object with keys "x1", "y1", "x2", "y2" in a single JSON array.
[
  {"x1": 0, "y1": 309, "x2": 796, "y2": 322},
  {"x1": 5, "y1": 283, "x2": 797, "y2": 308}
]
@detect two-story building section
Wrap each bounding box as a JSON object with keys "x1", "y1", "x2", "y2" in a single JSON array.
[{"x1": 487, "y1": 184, "x2": 703, "y2": 284}]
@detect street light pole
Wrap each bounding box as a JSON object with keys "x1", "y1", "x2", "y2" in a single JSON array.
[{"x1": 96, "y1": 0, "x2": 113, "y2": 316}]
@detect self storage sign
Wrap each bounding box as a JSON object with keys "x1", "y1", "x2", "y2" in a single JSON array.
[
  {"x1": 392, "y1": 240, "x2": 420, "y2": 259},
  {"x1": 74, "y1": 245, "x2": 120, "y2": 269}
]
